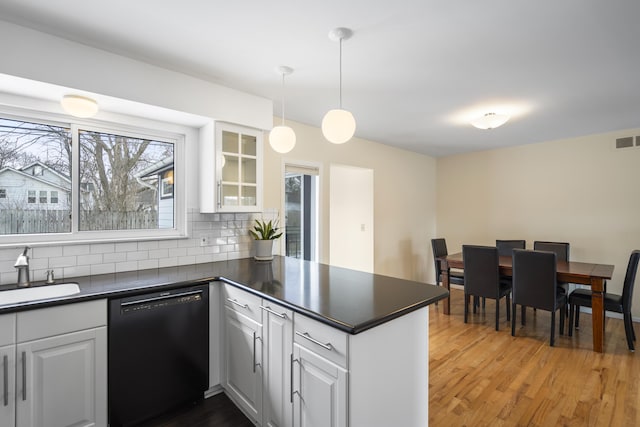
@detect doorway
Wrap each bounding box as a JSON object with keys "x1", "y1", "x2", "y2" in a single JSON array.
[{"x1": 284, "y1": 163, "x2": 319, "y2": 261}]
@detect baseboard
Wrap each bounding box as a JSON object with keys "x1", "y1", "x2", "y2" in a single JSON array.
[{"x1": 204, "y1": 385, "x2": 223, "y2": 398}]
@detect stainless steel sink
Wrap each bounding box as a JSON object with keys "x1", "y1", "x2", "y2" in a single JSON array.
[{"x1": 0, "y1": 282, "x2": 80, "y2": 305}]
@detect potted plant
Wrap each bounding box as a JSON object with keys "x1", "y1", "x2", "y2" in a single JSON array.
[{"x1": 250, "y1": 218, "x2": 283, "y2": 261}]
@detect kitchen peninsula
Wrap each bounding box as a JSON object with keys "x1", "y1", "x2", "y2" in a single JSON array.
[{"x1": 0, "y1": 256, "x2": 448, "y2": 427}]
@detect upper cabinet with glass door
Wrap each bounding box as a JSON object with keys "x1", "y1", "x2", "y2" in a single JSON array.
[{"x1": 200, "y1": 122, "x2": 263, "y2": 213}]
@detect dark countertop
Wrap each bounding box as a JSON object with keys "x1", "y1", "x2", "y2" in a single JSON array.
[{"x1": 0, "y1": 256, "x2": 448, "y2": 334}]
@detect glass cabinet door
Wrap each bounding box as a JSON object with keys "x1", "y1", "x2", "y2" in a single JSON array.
[{"x1": 217, "y1": 123, "x2": 263, "y2": 212}]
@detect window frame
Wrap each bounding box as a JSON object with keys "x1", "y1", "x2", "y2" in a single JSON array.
[{"x1": 0, "y1": 106, "x2": 187, "y2": 247}]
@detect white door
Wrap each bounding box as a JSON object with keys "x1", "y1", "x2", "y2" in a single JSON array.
[
  {"x1": 0, "y1": 345, "x2": 15, "y2": 427},
  {"x1": 292, "y1": 344, "x2": 347, "y2": 427},
  {"x1": 263, "y1": 304, "x2": 293, "y2": 427},
  {"x1": 224, "y1": 307, "x2": 263, "y2": 423},
  {"x1": 329, "y1": 164, "x2": 374, "y2": 272},
  {"x1": 16, "y1": 328, "x2": 107, "y2": 427}
]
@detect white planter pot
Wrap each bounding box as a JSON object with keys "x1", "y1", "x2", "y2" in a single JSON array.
[{"x1": 254, "y1": 239, "x2": 274, "y2": 261}]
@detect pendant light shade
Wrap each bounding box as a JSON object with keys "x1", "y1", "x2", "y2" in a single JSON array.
[
  {"x1": 322, "y1": 109, "x2": 356, "y2": 144},
  {"x1": 60, "y1": 94, "x2": 99, "y2": 118},
  {"x1": 269, "y1": 66, "x2": 296, "y2": 154},
  {"x1": 322, "y1": 27, "x2": 356, "y2": 144},
  {"x1": 470, "y1": 112, "x2": 510, "y2": 130}
]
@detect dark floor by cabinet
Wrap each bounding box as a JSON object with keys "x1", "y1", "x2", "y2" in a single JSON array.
[{"x1": 137, "y1": 393, "x2": 253, "y2": 427}]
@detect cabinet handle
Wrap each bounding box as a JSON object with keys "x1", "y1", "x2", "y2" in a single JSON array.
[
  {"x1": 290, "y1": 354, "x2": 296, "y2": 403},
  {"x1": 295, "y1": 331, "x2": 333, "y2": 351},
  {"x1": 260, "y1": 305, "x2": 287, "y2": 318},
  {"x1": 3, "y1": 355, "x2": 7, "y2": 407},
  {"x1": 217, "y1": 181, "x2": 222, "y2": 209},
  {"x1": 252, "y1": 332, "x2": 257, "y2": 373},
  {"x1": 227, "y1": 298, "x2": 249, "y2": 310},
  {"x1": 22, "y1": 351, "x2": 26, "y2": 401}
]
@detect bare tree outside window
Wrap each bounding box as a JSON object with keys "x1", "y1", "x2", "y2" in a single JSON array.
[
  {"x1": 0, "y1": 118, "x2": 71, "y2": 234},
  {"x1": 78, "y1": 129, "x2": 175, "y2": 231}
]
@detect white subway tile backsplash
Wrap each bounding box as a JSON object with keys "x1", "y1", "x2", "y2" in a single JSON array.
[{"x1": 0, "y1": 212, "x2": 272, "y2": 285}]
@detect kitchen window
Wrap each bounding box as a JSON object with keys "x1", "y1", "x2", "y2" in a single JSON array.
[{"x1": 0, "y1": 110, "x2": 185, "y2": 244}]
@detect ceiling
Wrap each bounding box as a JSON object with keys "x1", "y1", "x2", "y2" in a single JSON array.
[{"x1": 0, "y1": 0, "x2": 639, "y2": 157}]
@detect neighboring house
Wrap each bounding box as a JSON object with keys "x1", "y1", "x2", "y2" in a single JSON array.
[
  {"x1": 0, "y1": 161, "x2": 71, "y2": 210},
  {"x1": 136, "y1": 158, "x2": 174, "y2": 229}
]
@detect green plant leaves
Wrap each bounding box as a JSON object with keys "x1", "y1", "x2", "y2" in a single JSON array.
[{"x1": 250, "y1": 218, "x2": 283, "y2": 240}]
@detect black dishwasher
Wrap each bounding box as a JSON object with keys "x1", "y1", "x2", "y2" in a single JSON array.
[{"x1": 108, "y1": 284, "x2": 209, "y2": 427}]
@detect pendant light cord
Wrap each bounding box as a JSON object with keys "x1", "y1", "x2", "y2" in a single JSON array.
[
  {"x1": 281, "y1": 72, "x2": 286, "y2": 126},
  {"x1": 339, "y1": 37, "x2": 343, "y2": 109}
]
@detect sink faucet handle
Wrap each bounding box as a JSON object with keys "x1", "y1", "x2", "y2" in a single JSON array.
[{"x1": 45, "y1": 270, "x2": 56, "y2": 284}]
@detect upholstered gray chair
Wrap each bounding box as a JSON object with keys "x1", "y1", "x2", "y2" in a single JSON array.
[
  {"x1": 511, "y1": 249, "x2": 567, "y2": 346},
  {"x1": 462, "y1": 245, "x2": 511, "y2": 330},
  {"x1": 569, "y1": 250, "x2": 639, "y2": 351}
]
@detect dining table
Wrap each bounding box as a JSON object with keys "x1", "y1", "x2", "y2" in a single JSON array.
[{"x1": 438, "y1": 252, "x2": 615, "y2": 353}]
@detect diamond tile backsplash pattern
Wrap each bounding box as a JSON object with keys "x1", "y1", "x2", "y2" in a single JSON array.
[{"x1": 0, "y1": 208, "x2": 279, "y2": 286}]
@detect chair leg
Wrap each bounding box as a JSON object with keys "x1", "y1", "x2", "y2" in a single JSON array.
[
  {"x1": 521, "y1": 306, "x2": 526, "y2": 326},
  {"x1": 506, "y1": 293, "x2": 511, "y2": 321},
  {"x1": 550, "y1": 311, "x2": 556, "y2": 347},
  {"x1": 575, "y1": 307, "x2": 580, "y2": 329},
  {"x1": 559, "y1": 306, "x2": 565, "y2": 335},
  {"x1": 568, "y1": 304, "x2": 575, "y2": 337},
  {"x1": 473, "y1": 296, "x2": 478, "y2": 314},
  {"x1": 511, "y1": 302, "x2": 516, "y2": 336},
  {"x1": 464, "y1": 293, "x2": 469, "y2": 324},
  {"x1": 624, "y1": 313, "x2": 635, "y2": 352},
  {"x1": 495, "y1": 300, "x2": 500, "y2": 331}
]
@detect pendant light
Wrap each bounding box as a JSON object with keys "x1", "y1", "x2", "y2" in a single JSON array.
[
  {"x1": 322, "y1": 27, "x2": 356, "y2": 144},
  {"x1": 269, "y1": 66, "x2": 296, "y2": 154}
]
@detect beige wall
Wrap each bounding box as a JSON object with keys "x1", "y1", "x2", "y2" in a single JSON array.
[
  {"x1": 263, "y1": 119, "x2": 437, "y2": 283},
  {"x1": 436, "y1": 128, "x2": 640, "y2": 316}
]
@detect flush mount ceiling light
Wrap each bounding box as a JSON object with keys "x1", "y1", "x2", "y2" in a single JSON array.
[
  {"x1": 470, "y1": 112, "x2": 510, "y2": 130},
  {"x1": 60, "y1": 94, "x2": 99, "y2": 118},
  {"x1": 269, "y1": 66, "x2": 296, "y2": 154},
  {"x1": 322, "y1": 27, "x2": 356, "y2": 144}
]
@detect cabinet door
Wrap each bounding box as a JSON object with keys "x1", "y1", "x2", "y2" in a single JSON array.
[
  {"x1": 0, "y1": 345, "x2": 15, "y2": 427},
  {"x1": 224, "y1": 306, "x2": 263, "y2": 423},
  {"x1": 262, "y1": 304, "x2": 293, "y2": 427},
  {"x1": 217, "y1": 123, "x2": 263, "y2": 212},
  {"x1": 292, "y1": 344, "x2": 347, "y2": 427},
  {"x1": 16, "y1": 327, "x2": 107, "y2": 427}
]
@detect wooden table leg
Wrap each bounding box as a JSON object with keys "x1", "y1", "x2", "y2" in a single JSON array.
[
  {"x1": 442, "y1": 268, "x2": 450, "y2": 315},
  {"x1": 591, "y1": 277, "x2": 605, "y2": 353}
]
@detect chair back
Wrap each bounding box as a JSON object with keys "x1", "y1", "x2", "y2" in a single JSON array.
[
  {"x1": 431, "y1": 238, "x2": 448, "y2": 283},
  {"x1": 462, "y1": 245, "x2": 500, "y2": 298},
  {"x1": 496, "y1": 240, "x2": 526, "y2": 257},
  {"x1": 622, "y1": 250, "x2": 640, "y2": 311},
  {"x1": 512, "y1": 249, "x2": 558, "y2": 311},
  {"x1": 533, "y1": 241, "x2": 569, "y2": 262}
]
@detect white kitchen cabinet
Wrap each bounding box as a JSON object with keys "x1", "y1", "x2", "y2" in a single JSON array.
[
  {"x1": 222, "y1": 286, "x2": 263, "y2": 424},
  {"x1": 200, "y1": 122, "x2": 263, "y2": 213},
  {"x1": 292, "y1": 315, "x2": 347, "y2": 427},
  {"x1": 261, "y1": 303, "x2": 293, "y2": 427},
  {"x1": 0, "y1": 300, "x2": 107, "y2": 427}
]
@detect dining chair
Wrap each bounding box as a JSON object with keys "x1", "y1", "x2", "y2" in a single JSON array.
[
  {"x1": 511, "y1": 249, "x2": 567, "y2": 346},
  {"x1": 496, "y1": 240, "x2": 526, "y2": 257},
  {"x1": 568, "y1": 250, "x2": 639, "y2": 351},
  {"x1": 533, "y1": 241, "x2": 571, "y2": 314},
  {"x1": 462, "y1": 245, "x2": 511, "y2": 331},
  {"x1": 431, "y1": 238, "x2": 464, "y2": 288}
]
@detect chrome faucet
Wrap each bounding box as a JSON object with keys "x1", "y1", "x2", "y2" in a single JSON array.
[{"x1": 14, "y1": 246, "x2": 31, "y2": 288}]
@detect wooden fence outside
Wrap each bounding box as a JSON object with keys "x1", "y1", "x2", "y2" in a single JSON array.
[{"x1": 0, "y1": 209, "x2": 158, "y2": 234}]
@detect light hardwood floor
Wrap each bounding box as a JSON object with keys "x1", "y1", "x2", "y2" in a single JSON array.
[{"x1": 429, "y1": 288, "x2": 640, "y2": 426}]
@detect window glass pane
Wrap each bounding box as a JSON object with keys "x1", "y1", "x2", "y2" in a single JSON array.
[
  {"x1": 222, "y1": 131, "x2": 237, "y2": 153},
  {"x1": 79, "y1": 129, "x2": 175, "y2": 231},
  {"x1": 241, "y1": 134, "x2": 256, "y2": 156},
  {"x1": 50, "y1": 191, "x2": 58, "y2": 204},
  {"x1": 0, "y1": 118, "x2": 71, "y2": 235}
]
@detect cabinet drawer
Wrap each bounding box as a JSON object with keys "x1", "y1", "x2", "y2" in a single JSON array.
[
  {"x1": 223, "y1": 284, "x2": 262, "y2": 324},
  {"x1": 17, "y1": 299, "x2": 107, "y2": 342},
  {"x1": 294, "y1": 314, "x2": 348, "y2": 368},
  {"x1": 0, "y1": 313, "x2": 16, "y2": 346}
]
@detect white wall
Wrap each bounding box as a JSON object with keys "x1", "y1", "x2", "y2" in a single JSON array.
[
  {"x1": 436, "y1": 129, "x2": 640, "y2": 316},
  {"x1": 329, "y1": 164, "x2": 374, "y2": 273}
]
